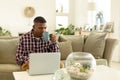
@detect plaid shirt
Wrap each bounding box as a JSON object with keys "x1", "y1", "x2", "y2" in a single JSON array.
[{"x1": 16, "y1": 30, "x2": 59, "y2": 65}]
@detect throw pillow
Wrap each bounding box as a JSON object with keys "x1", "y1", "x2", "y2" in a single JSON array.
[
  {"x1": 58, "y1": 35, "x2": 84, "y2": 52},
  {"x1": 83, "y1": 32, "x2": 107, "y2": 59},
  {"x1": 58, "y1": 41, "x2": 73, "y2": 60},
  {"x1": 58, "y1": 35, "x2": 67, "y2": 42},
  {"x1": 0, "y1": 38, "x2": 19, "y2": 64}
]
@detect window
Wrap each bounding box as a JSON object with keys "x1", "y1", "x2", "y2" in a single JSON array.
[
  {"x1": 56, "y1": 16, "x2": 68, "y2": 29},
  {"x1": 88, "y1": 0, "x2": 111, "y2": 26},
  {"x1": 94, "y1": 0, "x2": 111, "y2": 23},
  {"x1": 56, "y1": 0, "x2": 69, "y2": 29}
]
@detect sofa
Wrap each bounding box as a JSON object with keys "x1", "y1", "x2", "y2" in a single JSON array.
[{"x1": 0, "y1": 32, "x2": 118, "y2": 80}]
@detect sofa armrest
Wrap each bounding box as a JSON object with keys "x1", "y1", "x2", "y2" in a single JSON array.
[{"x1": 103, "y1": 38, "x2": 119, "y2": 66}]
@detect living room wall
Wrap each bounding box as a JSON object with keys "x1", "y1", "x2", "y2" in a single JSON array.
[
  {"x1": 111, "y1": 0, "x2": 120, "y2": 39},
  {"x1": 73, "y1": 0, "x2": 88, "y2": 27},
  {"x1": 111, "y1": 0, "x2": 120, "y2": 62},
  {"x1": 0, "y1": 0, "x2": 56, "y2": 36},
  {"x1": 0, "y1": 0, "x2": 93, "y2": 36},
  {"x1": 0, "y1": 0, "x2": 119, "y2": 37}
]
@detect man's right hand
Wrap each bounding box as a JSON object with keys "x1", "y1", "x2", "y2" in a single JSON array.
[
  {"x1": 21, "y1": 61, "x2": 29, "y2": 71},
  {"x1": 50, "y1": 34, "x2": 56, "y2": 42}
]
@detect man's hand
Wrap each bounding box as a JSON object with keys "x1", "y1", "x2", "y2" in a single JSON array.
[
  {"x1": 60, "y1": 61, "x2": 64, "y2": 68},
  {"x1": 50, "y1": 34, "x2": 56, "y2": 42},
  {"x1": 21, "y1": 61, "x2": 29, "y2": 71}
]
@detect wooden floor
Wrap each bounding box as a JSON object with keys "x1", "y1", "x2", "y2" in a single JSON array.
[{"x1": 110, "y1": 61, "x2": 120, "y2": 71}]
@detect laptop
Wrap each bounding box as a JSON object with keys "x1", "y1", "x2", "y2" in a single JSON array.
[{"x1": 28, "y1": 52, "x2": 60, "y2": 75}]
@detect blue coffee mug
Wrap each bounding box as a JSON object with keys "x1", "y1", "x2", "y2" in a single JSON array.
[{"x1": 42, "y1": 32, "x2": 50, "y2": 41}]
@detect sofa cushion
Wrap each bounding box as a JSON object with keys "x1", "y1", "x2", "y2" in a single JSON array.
[
  {"x1": 0, "y1": 38, "x2": 19, "y2": 64},
  {"x1": 58, "y1": 41, "x2": 73, "y2": 60},
  {"x1": 83, "y1": 32, "x2": 107, "y2": 59},
  {"x1": 0, "y1": 64, "x2": 20, "y2": 72},
  {"x1": 59, "y1": 35, "x2": 84, "y2": 52},
  {"x1": 96, "y1": 59, "x2": 107, "y2": 66}
]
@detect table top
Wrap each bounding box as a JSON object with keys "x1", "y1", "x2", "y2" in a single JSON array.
[
  {"x1": 13, "y1": 71, "x2": 53, "y2": 80},
  {"x1": 13, "y1": 65, "x2": 120, "y2": 80}
]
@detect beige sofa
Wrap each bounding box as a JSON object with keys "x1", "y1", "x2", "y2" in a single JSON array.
[
  {"x1": 0, "y1": 33, "x2": 118, "y2": 80},
  {"x1": 58, "y1": 33, "x2": 118, "y2": 66}
]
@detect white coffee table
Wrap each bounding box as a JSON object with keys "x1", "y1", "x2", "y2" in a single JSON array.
[{"x1": 13, "y1": 65, "x2": 120, "y2": 80}]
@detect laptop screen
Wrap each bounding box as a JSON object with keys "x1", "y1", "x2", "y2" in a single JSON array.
[{"x1": 28, "y1": 52, "x2": 60, "y2": 75}]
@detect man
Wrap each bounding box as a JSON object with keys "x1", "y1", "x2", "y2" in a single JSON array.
[{"x1": 16, "y1": 16, "x2": 59, "y2": 70}]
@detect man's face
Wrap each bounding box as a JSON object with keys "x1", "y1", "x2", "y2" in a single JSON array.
[{"x1": 33, "y1": 22, "x2": 46, "y2": 35}]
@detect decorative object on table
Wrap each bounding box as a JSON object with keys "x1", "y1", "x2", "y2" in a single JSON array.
[
  {"x1": 83, "y1": 24, "x2": 91, "y2": 31},
  {"x1": 74, "y1": 27, "x2": 82, "y2": 35},
  {"x1": 0, "y1": 26, "x2": 11, "y2": 36},
  {"x1": 99, "y1": 24, "x2": 104, "y2": 31},
  {"x1": 65, "y1": 52, "x2": 96, "y2": 80},
  {"x1": 93, "y1": 24, "x2": 104, "y2": 32},
  {"x1": 55, "y1": 24, "x2": 75, "y2": 35},
  {"x1": 103, "y1": 22, "x2": 114, "y2": 32},
  {"x1": 53, "y1": 68, "x2": 70, "y2": 80}
]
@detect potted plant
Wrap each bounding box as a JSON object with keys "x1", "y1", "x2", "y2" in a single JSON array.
[
  {"x1": 55, "y1": 24, "x2": 75, "y2": 35},
  {"x1": 0, "y1": 26, "x2": 11, "y2": 36}
]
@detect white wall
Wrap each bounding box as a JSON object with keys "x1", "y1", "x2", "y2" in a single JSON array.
[
  {"x1": 0, "y1": 0, "x2": 55, "y2": 36},
  {"x1": 111, "y1": 0, "x2": 120, "y2": 39},
  {"x1": 0, "y1": 0, "x2": 88, "y2": 36},
  {"x1": 69, "y1": 0, "x2": 75, "y2": 25},
  {"x1": 111, "y1": 0, "x2": 120, "y2": 62},
  {"x1": 73, "y1": 0, "x2": 88, "y2": 27}
]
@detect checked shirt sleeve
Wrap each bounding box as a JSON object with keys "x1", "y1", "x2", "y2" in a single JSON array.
[
  {"x1": 16, "y1": 37, "x2": 29, "y2": 65},
  {"x1": 48, "y1": 42, "x2": 60, "y2": 52}
]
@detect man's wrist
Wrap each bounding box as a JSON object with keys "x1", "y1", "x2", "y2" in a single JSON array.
[{"x1": 49, "y1": 40, "x2": 57, "y2": 44}]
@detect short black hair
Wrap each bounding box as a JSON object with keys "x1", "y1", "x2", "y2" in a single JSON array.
[{"x1": 33, "y1": 16, "x2": 47, "y2": 23}]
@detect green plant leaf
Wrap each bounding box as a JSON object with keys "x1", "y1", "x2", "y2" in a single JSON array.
[
  {"x1": 55, "y1": 24, "x2": 75, "y2": 35},
  {"x1": 58, "y1": 24, "x2": 63, "y2": 26},
  {"x1": 0, "y1": 26, "x2": 11, "y2": 36}
]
